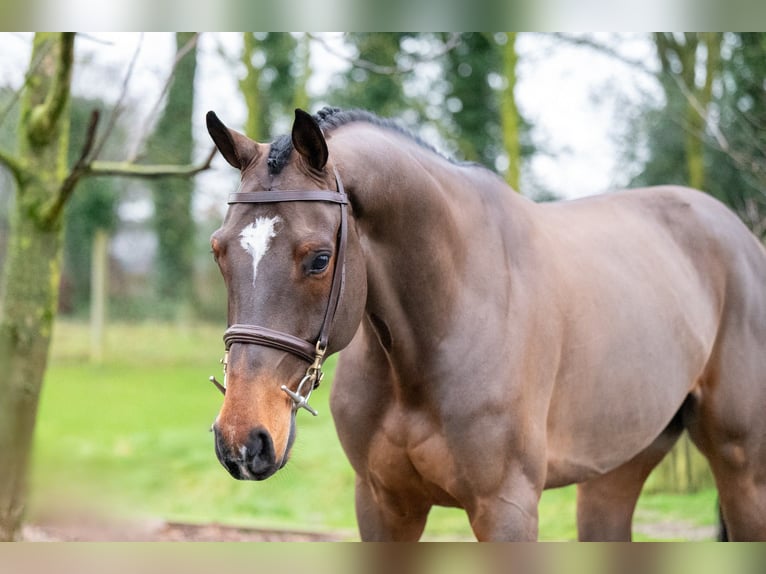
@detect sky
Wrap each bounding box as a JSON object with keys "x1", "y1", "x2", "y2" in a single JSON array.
[{"x1": 0, "y1": 32, "x2": 663, "y2": 218}]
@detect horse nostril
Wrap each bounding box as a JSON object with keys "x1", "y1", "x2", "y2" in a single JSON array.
[
  {"x1": 213, "y1": 425, "x2": 244, "y2": 478},
  {"x1": 246, "y1": 427, "x2": 276, "y2": 478},
  {"x1": 212, "y1": 425, "x2": 278, "y2": 480}
]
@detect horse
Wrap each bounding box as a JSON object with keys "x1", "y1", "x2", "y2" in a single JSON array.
[{"x1": 205, "y1": 106, "x2": 766, "y2": 541}]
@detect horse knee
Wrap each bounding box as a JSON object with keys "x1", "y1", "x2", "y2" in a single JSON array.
[
  {"x1": 468, "y1": 493, "x2": 539, "y2": 541},
  {"x1": 354, "y1": 478, "x2": 429, "y2": 541}
]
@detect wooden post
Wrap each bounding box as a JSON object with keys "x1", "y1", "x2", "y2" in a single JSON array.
[{"x1": 90, "y1": 228, "x2": 108, "y2": 363}]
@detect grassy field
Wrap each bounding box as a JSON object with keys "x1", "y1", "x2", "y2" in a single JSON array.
[{"x1": 28, "y1": 320, "x2": 720, "y2": 541}]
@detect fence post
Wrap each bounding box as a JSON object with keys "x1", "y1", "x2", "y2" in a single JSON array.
[{"x1": 90, "y1": 228, "x2": 108, "y2": 363}]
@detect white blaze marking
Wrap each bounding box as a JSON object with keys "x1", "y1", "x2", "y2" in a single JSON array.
[{"x1": 239, "y1": 216, "x2": 281, "y2": 286}]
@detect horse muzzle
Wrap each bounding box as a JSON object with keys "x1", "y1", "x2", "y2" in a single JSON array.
[{"x1": 213, "y1": 424, "x2": 290, "y2": 481}]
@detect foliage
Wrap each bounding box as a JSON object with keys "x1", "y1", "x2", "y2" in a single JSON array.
[
  {"x1": 324, "y1": 33, "x2": 532, "y2": 186},
  {"x1": 440, "y1": 33, "x2": 533, "y2": 181},
  {"x1": 240, "y1": 33, "x2": 308, "y2": 141},
  {"x1": 707, "y1": 33, "x2": 766, "y2": 237},
  {"x1": 328, "y1": 34, "x2": 411, "y2": 118},
  {"x1": 627, "y1": 33, "x2": 766, "y2": 239},
  {"x1": 442, "y1": 33, "x2": 503, "y2": 167}
]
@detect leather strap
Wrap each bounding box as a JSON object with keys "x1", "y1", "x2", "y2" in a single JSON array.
[
  {"x1": 229, "y1": 190, "x2": 348, "y2": 205},
  {"x1": 224, "y1": 325, "x2": 316, "y2": 363},
  {"x1": 223, "y1": 169, "x2": 348, "y2": 367}
]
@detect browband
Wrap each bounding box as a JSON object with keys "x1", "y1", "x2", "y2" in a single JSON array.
[{"x1": 212, "y1": 169, "x2": 349, "y2": 415}]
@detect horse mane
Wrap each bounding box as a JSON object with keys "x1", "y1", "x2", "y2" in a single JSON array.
[{"x1": 267, "y1": 107, "x2": 464, "y2": 175}]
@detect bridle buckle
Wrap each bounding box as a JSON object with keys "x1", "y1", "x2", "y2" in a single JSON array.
[{"x1": 280, "y1": 341, "x2": 326, "y2": 416}]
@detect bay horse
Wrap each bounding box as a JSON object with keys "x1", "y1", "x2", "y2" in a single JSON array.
[{"x1": 205, "y1": 107, "x2": 766, "y2": 541}]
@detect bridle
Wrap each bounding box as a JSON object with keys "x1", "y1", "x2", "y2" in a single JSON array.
[{"x1": 209, "y1": 168, "x2": 348, "y2": 417}]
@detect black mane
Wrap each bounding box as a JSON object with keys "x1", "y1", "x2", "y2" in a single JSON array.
[{"x1": 267, "y1": 107, "x2": 455, "y2": 175}]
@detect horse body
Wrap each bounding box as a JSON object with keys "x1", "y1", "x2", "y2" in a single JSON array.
[
  {"x1": 207, "y1": 109, "x2": 766, "y2": 540},
  {"x1": 541, "y1": 189, "x2": 724, "y2": 482}
]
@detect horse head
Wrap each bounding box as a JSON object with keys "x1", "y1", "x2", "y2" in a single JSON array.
[{"x1": 206, "y1": 109, "x2": 366, "y2": 480}]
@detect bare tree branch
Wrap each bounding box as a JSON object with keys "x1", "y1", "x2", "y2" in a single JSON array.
[
  {"x1": 90, "y1": 34, "x2": 144, "y2": 162},
  {"x1": 42, "y1": 108, "x2": 101, "y2": 225},
  {"x1": 127, "y1": 33, "x2": 199, "y2": 162},
  {"x1": 42, "y1": 108, "x2": 216, "y2": 225},
  {"x1": 88, "y1": 145, "x2": 216, "y2": 179},
  {"x1": 664, "y1": 68, "x2": 727, "y2": 149},
  {"x1": 550, "y1": 33, "x2": 658, "y2": 77},
  {"x1": 307, "y1": 33, "x2": 463, "y2": 75},
  {"x1": 75, "y1": 33, "x2": 115, "y2": 46}
]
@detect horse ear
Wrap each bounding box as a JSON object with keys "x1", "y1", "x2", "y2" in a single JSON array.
[
  {"x1": 206, "y1": 111, "x2": 261, "y2": 170},
  {"x1": 291, "y1": 109, "x2": 328, "y2": 171}
]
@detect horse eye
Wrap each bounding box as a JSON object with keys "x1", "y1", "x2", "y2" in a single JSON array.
[{"x1": 309, "y1": 253, "x2": 331, "y2": 274}]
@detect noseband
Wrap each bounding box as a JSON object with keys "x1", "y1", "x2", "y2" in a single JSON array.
[{"x1": 209, "y1": 169, "x2": 348, "y2": 417}]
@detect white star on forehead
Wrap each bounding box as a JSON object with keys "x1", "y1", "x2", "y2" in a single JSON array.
[{"x1": 239, "y1": 216, "x2": 281, "y2": 286}]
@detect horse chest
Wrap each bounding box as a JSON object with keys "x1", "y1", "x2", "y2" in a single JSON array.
[{"x1": 364, "y1": 404, "x2": 462, "y2": 508}]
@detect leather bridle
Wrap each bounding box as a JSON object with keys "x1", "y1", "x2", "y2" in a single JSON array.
[{"x1": 209, "y1": 169, "x2": 348, "y2": 417}]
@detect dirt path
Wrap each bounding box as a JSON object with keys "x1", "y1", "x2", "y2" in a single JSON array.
[
  {"x1": 23, "y1": 520, "x2": 347, "y2": 542},
  {"x1": 23, "y1": 519, "x2": 716, "y2": 542}
]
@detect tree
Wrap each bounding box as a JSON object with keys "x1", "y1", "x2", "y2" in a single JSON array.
[
  {"x1": 442, "y1": 32, "x2": 503, "y2": 168},
  {"x1": 239, "y1": 33, "x2": 306, "y2": 141},
  {"x1": 441, "y1": 33, "x2": 532, "y2": 189},
  {"x1": 144, "y1": 33, "x2": 198, "y2": 313},
  {"x1": 500, "y1": 32, "x2": 521, "y2": 191},
  {"x1": 653, "y1": 33, "x2": 723, "y2": 191},
  {"x1": 240, "y1": 33, "x2": 265, "y2": 141},
  {"x1": 0, "y1": 33, "x2": 213, "y2": 541},
  {"x1": 706, "y1": 33, "x2": 766, "y2": 237},
  {"x1": 625, "y1": 33, "x2": 766, "y2": 240},
  {"x1": 0, "y1": 34, "x2": 76, "y2": 541},
  {"x1": 330, "y1": 34, "x2": 409, "y2": 117}
]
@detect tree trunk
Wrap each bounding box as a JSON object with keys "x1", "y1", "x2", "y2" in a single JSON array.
[
  {"x1": 501, "y1": 32, "x2": 521, "y2": 192},
  {"x1": 292, "y1": 34, "x2": 311, "y2": 113},
  {"x1": 146, "y1": 33, "x2": 198, "y2": 313},
  {"x1": 654, "y1": 33, "x2": 722, "y2": 193},
  {"x1": 240, "y1": 33, "x2": 264, "y2": 141},
  {"x1": 0, "y1": 33, "x2": 73, "y2": 541},
  {"x1": 0, "y1": 210, "x2": 63, "y2": 540}
]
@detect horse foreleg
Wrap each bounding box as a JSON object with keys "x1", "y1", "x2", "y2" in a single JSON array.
[
  {"x1": 354, "y1": 476, "x2": 430, "y2": 541},
  {"x1": 466, "y1": 470, "x2": 541, "y2": 541},
  {"x1": 576, "y1": 415, "x2": 683, "y2": 541},
  {"x1": 468, "y1": 495, "x2": 539, "y2": 541}
]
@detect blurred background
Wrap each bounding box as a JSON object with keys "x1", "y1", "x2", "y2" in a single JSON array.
[{"x1": 0, "y1": 32, "x2": 764, "y2": 541}]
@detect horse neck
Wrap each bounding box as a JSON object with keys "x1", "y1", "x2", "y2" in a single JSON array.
[{"x1": 330, "y1": 125, "x2": 534, "y2": 372}]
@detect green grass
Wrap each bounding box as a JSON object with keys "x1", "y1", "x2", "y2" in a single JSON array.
[{"x1": 29, "y1": 320, "x2": 719, "y2": 540}]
